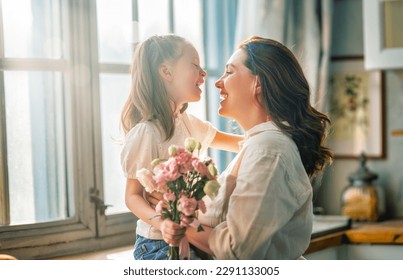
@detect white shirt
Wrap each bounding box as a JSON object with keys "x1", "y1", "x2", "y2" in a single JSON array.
[
  {"x1": 121, "y1": 112, "x2": 217, "y2": 239},
  {"x1": 199, "y1": 121, "x2": 313, "y2": 259}
]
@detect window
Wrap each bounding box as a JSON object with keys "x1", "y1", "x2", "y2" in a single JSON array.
[
  {"x1": 203, "y1": 0, "x2": 239, "y2": 172},
  {"x1": 1, "y1": 0, "x2": 71, "y2": 226},
  {"x1": 0, "y1": 0, "x2": 213, "y2": 259}
]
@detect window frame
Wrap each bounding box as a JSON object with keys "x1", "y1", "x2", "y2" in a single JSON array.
[
  {"x1": 0, "y1": 0, "x2": 135, "y2": 259},
  {"x1": 0, "y1": 0, "x2": 234, "y2": 259}
]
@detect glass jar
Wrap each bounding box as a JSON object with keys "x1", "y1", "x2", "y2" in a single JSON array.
[{"x1": 341, "y1": 153, "x2": 385, "y2": 222}]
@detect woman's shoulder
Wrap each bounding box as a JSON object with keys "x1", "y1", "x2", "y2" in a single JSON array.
[{"x1": 247, "y1": 129, "x2": 296, "y2": 152}]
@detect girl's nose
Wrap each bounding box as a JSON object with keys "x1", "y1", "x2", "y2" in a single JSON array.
[{"x1": 200, "y1": 68, "x2": 207, "y2": 77}]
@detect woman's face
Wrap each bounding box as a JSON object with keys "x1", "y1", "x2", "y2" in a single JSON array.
[
  {"x1": 168, "y1": 45, "x2": 206, "y2": 106},
  {"x1": 215, "y1": 49, "x2": 258, "y2": 121}
]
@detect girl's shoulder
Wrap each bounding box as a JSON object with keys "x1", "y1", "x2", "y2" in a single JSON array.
[{"x1": 125, "y1": 120, "x2": 163, "y2": 142}]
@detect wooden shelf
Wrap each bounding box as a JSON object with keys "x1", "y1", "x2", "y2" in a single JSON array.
[
  {"x1": 391, "y1": 129, "x2": 403, "y2": 136},
  {"x1": 345, "y1": 219, "x2": 403, "y2": 244}
]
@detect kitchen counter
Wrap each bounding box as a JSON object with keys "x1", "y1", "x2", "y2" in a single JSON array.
[
  {"x1": 311, "y1": 215, "x2": 351, "y2": 239},
  {"x1": 306, "y1": 217, "x2": 403, "y2": 255},
  {"x1": 345, "y1": 219, "x2": 403, "y2": 244}
]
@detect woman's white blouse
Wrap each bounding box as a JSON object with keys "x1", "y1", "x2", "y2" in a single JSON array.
[
  {"x1": 121, "y1": 112, "x2": 217, "y2": 239},
  {"x1": 198, "y1": 121, "x2": 313, "y2": 259}
]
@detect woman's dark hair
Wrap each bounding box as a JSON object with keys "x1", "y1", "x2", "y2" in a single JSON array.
[{"x1": 239, "y1": 36, "x2": 333, "y2": 177}]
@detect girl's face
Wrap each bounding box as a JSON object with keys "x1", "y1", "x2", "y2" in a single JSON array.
[
  {"x1": 166, "y1": 45, "x2": 206, "y2": 107},
  {"x1": 215, "y1": 49, "x2": 258, "y2": 121}
]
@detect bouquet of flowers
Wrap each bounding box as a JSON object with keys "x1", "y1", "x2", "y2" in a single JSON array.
[{"x1": 136, "y1": 137, "x2": 220, "y2": 260}]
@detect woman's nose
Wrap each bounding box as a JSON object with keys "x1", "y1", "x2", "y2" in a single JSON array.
[{"x1": 215, "y1": 77, "x2": 223, "y2": 88}]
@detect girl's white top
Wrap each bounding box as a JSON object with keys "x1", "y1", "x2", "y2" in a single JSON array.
[
  {"x1": 121, "y1": 112, "x2": 217, "y2": 240},
  {"x1": 198, "y1": 121, "x2": 313, "y2": 259}
]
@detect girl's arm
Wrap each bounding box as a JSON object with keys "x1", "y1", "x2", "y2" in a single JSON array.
[
  {"x1": 128, "y1": 180, "x2": 186, "y2": 245},
  {"x1": 211, "y1": 131, "x2": 244, "y2": 153},
  {"x1": 125, "y1": 178, "x2": 163, "y2": 230}
]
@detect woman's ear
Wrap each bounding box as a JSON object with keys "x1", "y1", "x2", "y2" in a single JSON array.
[
  {"x1": 255, "y1": 76, "x2": 262, "y2": 94},
  {"x1": 159, "y1": 63, "x2": 173, "y2": 81}
]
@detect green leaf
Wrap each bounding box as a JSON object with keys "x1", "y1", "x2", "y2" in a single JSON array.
[
  {"x1": 197, "y1": 224, "x2": 205, "y2": 232},
  {"x1": 193, "y1": 187, "x2": 206, "y2": 200}
]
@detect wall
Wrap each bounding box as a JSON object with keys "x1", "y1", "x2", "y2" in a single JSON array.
[{"x1": 317, "y1": 0, "x2": 403, "y2": 218}]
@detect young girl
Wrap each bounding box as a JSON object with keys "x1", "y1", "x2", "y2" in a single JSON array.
[{"x1": 120, "y1": 34, "x2": 242, "y2": 260}]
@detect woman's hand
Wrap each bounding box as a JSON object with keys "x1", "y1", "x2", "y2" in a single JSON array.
[
  {"x1": 145, "y1": 191, "x2": 163, "y2": 209},
  {"x1": 160, "y1": 218, "x2": 186, "y2": 246}
]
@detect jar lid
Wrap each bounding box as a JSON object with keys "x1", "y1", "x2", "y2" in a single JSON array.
[{"x1": 348, "y1": 152, "x2": 378, "y2": 183}]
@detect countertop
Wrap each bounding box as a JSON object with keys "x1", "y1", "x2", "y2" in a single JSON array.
[
  {"x1": 306, "y1": 217, "x2": 403, "y2": 254},
  {"x1": 345, "y1": 219, "x2": 403, "y2": 244},
  {"x1": 311, "y1": 215, "x2": 351, "y2": 239}
]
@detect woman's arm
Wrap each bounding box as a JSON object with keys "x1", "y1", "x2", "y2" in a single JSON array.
[
  {"x1": 211, "y1": 131, "x2": 244, "y2": 153},
  {"x1": 186, "y1": 225, "x2": 214, "y2": 256}
]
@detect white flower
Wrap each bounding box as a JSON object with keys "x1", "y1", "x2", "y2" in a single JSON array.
[
  {"x1": 203, "y1": 180, "x2": 220, "y2": 199},
  {"x1": 184, "y1": 137, "x2": 197, "y2": 153},
  {"x1": 168, "y1": 145, "x2": 177, "y2": 156},
  {"x1": 136, "y1": 168, "x2": 157, "y2": 193},
  {"x1": 208, "y1": 163, "x2": 217, "y2": 177}
]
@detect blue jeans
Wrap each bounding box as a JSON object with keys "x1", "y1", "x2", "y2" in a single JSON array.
[
  {"x1": 133, "y1": 235, "x2": 202, "y2": 260},
  {"x1": 133, "y1": 235, "x2": 170, "y2": 260}
]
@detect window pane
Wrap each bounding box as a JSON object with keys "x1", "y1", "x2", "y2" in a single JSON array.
[
  {"x1": 173, "y1": 0, "x2": 206, "y2": 120},
  {"x1": 173, "y1": 0, "x2": 204, "y2": 63},
  {"x1": 1, "y1": 0, "x2": 64, "y2": 59},
  {"x1": 96, "y1": 0, "x2": 132, "y2": 63},
  {"x1": 383, "y1": 0, "x2": 403, "y2": 48},
  {"x1": 4, "y1": 71, "x2": 71, "y2": 225},
  {"x1": 99, "y1": 74, "x2": 130, "y2": 215},
  {"x1": 138, "y1": 0, "x2": 170, "y2": 39}
]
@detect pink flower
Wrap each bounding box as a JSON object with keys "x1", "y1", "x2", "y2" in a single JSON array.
[
  {"x1": 175, "y1": 150, "x2": 193, "y2": 174},
  {"x1": 178, "y1": 196, "x2": 197, "y2": 216},
  {"x1": 198, "y1": 199, "x2": 207, "y2": 214},
  {"x1": 163, "y1": 158, "x2": 181, "y2": 181},
  {"x1": 154, "y1": 158, "x2": 181, "y2": 187},
  {"x1": 192, "y1": 158, "x2": 209, "y2": 178},
  {"x1": 153, "y1": 169, "x2": 168, "y2": 193},
  {"x1": 155, "y1": 200, "x2": 165, "y2": 215},
  {"x1": 163, "y1": 192, "x2": 176, "y2": 202}
]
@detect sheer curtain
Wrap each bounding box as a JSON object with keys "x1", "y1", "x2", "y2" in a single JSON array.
[{"x1": 234, "y1": 0, "x2": 333, "y2": 112}]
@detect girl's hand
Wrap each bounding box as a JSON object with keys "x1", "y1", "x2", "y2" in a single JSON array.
[{"x1": 160, "y1": 218, "x2": 186, "y2": 246}]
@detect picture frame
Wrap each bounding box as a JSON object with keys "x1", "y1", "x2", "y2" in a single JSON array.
[{"x1": 328, "y1": 56, "x2": 385, "y2": 159}]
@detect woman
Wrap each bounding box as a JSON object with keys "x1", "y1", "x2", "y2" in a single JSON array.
[{"x1": 160, "y1": 36, "x2": 333, "y2": 259}]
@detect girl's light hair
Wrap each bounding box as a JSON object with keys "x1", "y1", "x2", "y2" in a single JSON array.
[{"x1": 120, "y1": 34, "x2": 191, "y2": 140}]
